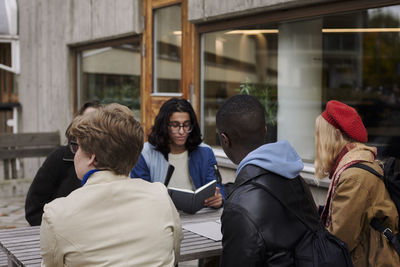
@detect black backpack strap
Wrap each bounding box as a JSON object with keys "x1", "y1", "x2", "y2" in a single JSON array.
[
  {"x1": 251, "y1": 178, "x2": 315, "y2": 231},
  {"x1": 347, "y1": 163, "x2": 400, "y2": 255},
  {"x1": 347, "y1": 162, "x2": 384, "y2": 179},
  {"x1": 371, "y1": 218, "x2": 400, "y2": 255}
]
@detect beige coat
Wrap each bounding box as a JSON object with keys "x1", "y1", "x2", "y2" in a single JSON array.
[
  {"x1": 328, "y1": 144, "x2": 400, "y2": 267},
  {"x1": 40, "y1": 171, "x2": 183, "y2": 267}
]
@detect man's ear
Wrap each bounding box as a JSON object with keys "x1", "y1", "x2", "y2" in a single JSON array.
[
  {"x1": 220, "y1": 132, "x2": 231, "y2": 147},
  {"x1": 88, "y1": 153, "x2": 97, "y2": 167}
]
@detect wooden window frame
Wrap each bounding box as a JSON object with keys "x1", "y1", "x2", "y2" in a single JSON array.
[
  {"x1": 142, "y1": 0, "x2": 197, "y2": 137},
  {"x1": 71, "y1": 35, "x2": 142, "y2": 115}
]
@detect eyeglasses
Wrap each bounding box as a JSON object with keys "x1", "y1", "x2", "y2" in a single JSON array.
[
  {"x1": 69, "y1": 140, "x2": 79, "y2": 154},
  {"x1": 168, "y1": 121, "x2": 193, "y2": 133}
]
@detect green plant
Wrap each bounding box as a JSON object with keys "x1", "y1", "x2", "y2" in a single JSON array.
[{"x1": 238, "y1": 78, "x2": 277, "y2": 125}]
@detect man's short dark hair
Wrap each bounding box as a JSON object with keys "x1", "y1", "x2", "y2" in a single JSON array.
[
  {"x1": 216, "y1": 94, "x2": 266, "y2": 143},
  {"x1": 77, "y1": 100, "x2": 103, "y2": 116}
]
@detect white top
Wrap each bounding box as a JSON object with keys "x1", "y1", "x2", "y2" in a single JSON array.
[{"x1": 168, "y1": 150, "x2": 194, "y2": 190}]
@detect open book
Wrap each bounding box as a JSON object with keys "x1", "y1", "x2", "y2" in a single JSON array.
[{"x1": 168, "y1": 180, "x2": 217, "y2": 214}]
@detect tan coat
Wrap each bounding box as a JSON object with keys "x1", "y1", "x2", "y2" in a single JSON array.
[
  {"x1": 40, "y1": 171, "x2": 183, "y2": 267},
  {"x1": 328, "y1": 144, "x2": 400, "y2": 267}
]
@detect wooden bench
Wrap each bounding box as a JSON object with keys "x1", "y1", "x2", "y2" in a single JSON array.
[{"x1": 0, "y1": 132, "x2": 60, "y2": 180}]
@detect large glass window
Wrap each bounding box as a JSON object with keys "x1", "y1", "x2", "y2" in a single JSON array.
[
  {"x1": 153, "y1": 5, "x2": 182, "y2": 93},
  {"x1": 201, "y1": 5, "x2": 400, "y2": 160},
  {"x1": 201, "y1": 28, "x2": 278, "y2": 146},
  {"x1": 77, "y1": 41, "x2": 141, "y2": 120}
]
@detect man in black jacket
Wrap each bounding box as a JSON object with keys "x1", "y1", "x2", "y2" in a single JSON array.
[
  {"x1": 216, "y1": 95, "x2": 319, "y2": 266},
  {"x1": 25, "y1": 101, "x2": 102, "y2": 226},
  {"x1": 25, "y1": 145, "x2": 79, "y2": 225}
]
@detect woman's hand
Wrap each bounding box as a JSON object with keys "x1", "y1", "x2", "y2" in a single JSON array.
[{"x1": 204, "y1": 187, "x2": 222, "y2": 208}]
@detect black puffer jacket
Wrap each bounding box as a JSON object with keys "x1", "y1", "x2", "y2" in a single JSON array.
[
  {"x1": 25, "y1": 145, "x2": 81, "y2": 226},
  {"x1": 221, "y1": 164, "x2": 319, "y2": 267}
]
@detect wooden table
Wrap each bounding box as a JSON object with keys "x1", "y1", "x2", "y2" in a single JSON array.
[{"x1": 0, "y1": 208, "x2": 222, "y2": 267}]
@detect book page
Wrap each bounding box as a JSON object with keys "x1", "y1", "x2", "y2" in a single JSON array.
[
  {"x1": 183, "y1": 220, "x2": 222, "y2": 241},
  {"x1": 194, "y1": 180, "x2": 217, "y2": 193}
]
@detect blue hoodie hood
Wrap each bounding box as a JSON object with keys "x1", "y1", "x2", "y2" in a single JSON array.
[{"x1": 236, "y1": 140, "x2": 304, "y2": 179}]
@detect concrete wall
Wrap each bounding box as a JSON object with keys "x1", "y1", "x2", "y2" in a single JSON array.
[
  {"x1": 17, "y1": 0, "x2": 142, "y2": 177},
  {"x1": 188, "y1": 0, "x2": 335, "y2": 23}
]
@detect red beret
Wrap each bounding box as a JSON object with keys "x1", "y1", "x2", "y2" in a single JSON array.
[{"x1": 321, "y1": 100, "x2": 368, "y2": 143}]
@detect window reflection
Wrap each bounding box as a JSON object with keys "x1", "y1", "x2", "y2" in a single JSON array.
[
  {"x1": 323, "y1": 7, "x2": 400, "y2": 158},
  {"x1": 78, "y1": 42, "x2": 141, "y2": 120},
  {"x1": 154, "y1": 5, "x2": 181, "y2": 93},
  {"x1": 201, "y1": 5, "x2": 400, "y2": 160},
  {"x1": 201, "y1": 29, "x2": 278, "y2": 147}
]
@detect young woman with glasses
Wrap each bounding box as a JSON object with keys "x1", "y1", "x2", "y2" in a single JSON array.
[{"x1": 130, "y1": 97, "x2": 225, "y2": 209}]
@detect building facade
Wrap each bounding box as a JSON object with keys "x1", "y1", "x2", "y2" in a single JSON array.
[{"x1": 1, "y1": 0, "x2": 400, "y2": 202}]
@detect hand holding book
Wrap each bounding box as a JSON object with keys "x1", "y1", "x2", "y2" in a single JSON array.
[
  {"x1": 168, "y1": 180, "x2": 217, "y2": 214},
  {"x1": 204, "y1": 187, "x2": 222, "y2": 208}
]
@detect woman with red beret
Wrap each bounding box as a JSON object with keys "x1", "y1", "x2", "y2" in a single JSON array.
[{"x1": 315, "y1": 100, "x2": 399, "y2": 266}]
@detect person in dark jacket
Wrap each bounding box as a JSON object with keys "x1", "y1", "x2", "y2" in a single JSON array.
[
  {"x1": 25, "y1": 101, "x2": 102, "y2": 226},
  {"x1": 216, "y1": 94, "x2": 319, "y2": 267}
]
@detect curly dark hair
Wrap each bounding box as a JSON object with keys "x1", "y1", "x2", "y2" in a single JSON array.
[{"x1": 148, "y1": 98, "x2": 202, "y2": 158}]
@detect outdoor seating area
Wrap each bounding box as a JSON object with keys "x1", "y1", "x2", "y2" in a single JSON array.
[{"x1": 1, "y1": 0, "x2": 400, "y2": 266}]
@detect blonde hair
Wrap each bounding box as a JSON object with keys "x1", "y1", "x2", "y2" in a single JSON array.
[
  {"x1": 314, "y1": 115, "x2": 351, "y2": 179},
  {"x1": 69, "y1": 103, "x2": 144, "y2": 175}
]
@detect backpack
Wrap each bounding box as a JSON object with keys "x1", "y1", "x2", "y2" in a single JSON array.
[
  {"x1": 253, "y1": 177, "x2": 354, "y2": 267},
  {"x1": 348, "y1": 157, "x2": 400, "y2": 256}
]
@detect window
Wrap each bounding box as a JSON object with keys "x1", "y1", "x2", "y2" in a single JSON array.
[
  {"x1": 201, "y1": 28, "x2": 278, "y2": 147},
  {"x1": 201, "y1": 5, "x2": 400, "y2": 160},
  {"x1": 0, "y1": 42, "x2": 18, "y2": 133},
  {"x1": 153, "y1": 5, "x2": 182, "y2": 94},
  {"x1": 0, "y1": 42, "x2": 17, "y2": 101},
  {"x1": 76, "y1": 39, "x2": 141, "y2": 120}
]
